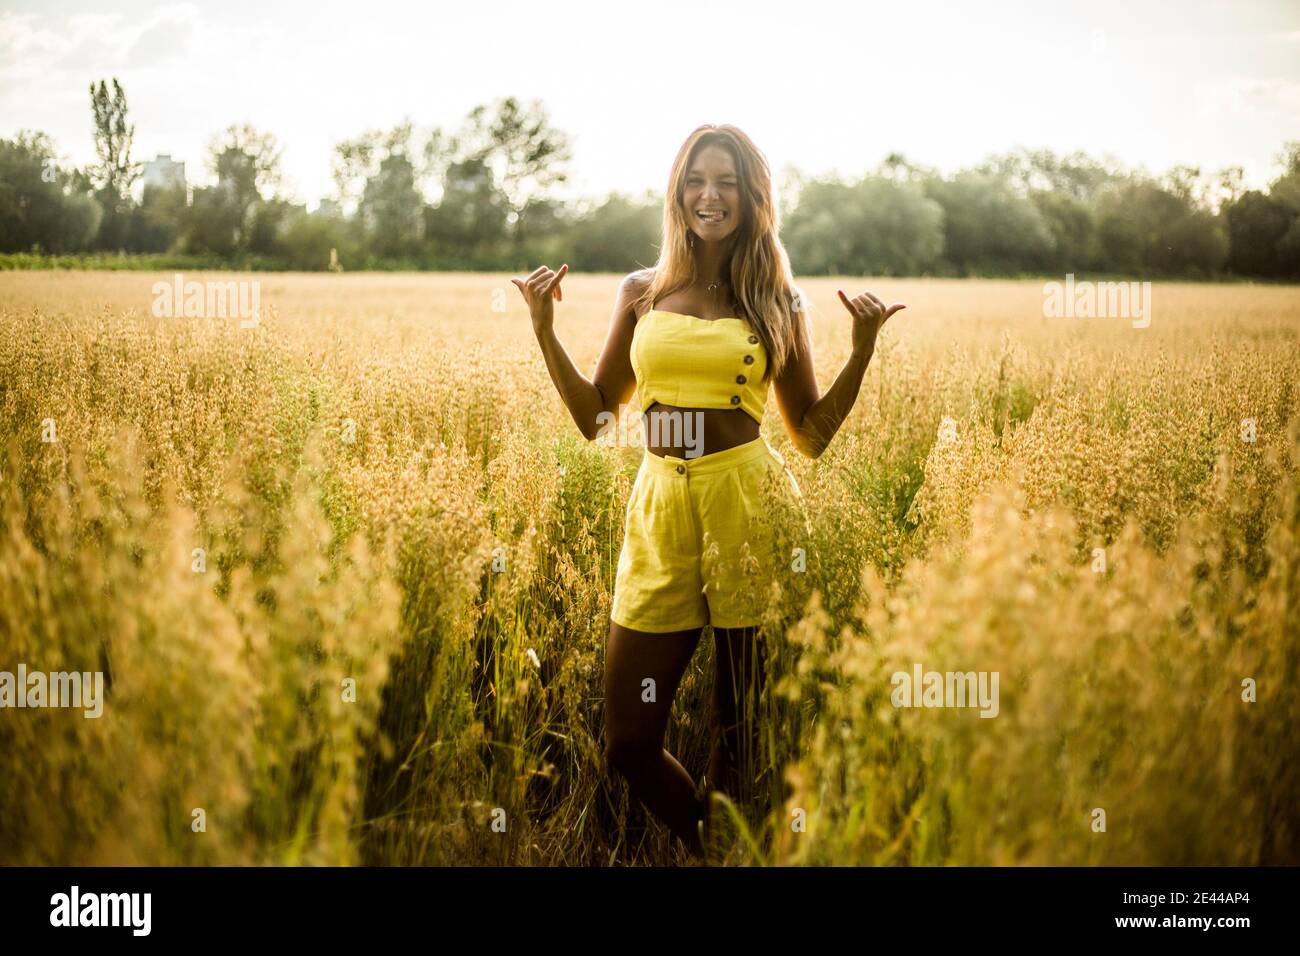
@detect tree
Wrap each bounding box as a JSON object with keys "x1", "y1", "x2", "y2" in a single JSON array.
[
  {"x1": 1096, "y1": 178, "x2": 1226, "y2": 276},
  {"x1": 1031, "y1": 189, "x2": 1100, "y2": 272},
  {"x1": 331, "y1": 121, "x2": 464, "y2": 260},
  {"x1": 88, "y1": 78, "x2": 141, "y2": 250},
  {"x1": 423, "y1": 155, "x2": 508, "y2": 259},
  {"x1": 182, "y1": 186, "x2": 244, "y2": 257},
  {"x1": 1222, "y1": 142, "x2": 1300, "y2": 279},
  {"x1": 783, "y1": 174, "x2": 945, "y2": 276},
  {"x1": 245, "y1": 198, "x2": 298, "y2": 257},
  {"x1": 279, "y1": 207, "x2": 352, "y2": 271},
  {"x1": 569, "y1": 191, "x2": 659, "y2": 272},
  {"x1": 511, "y1": 196, "x2": 567, "y2": 263},
  {"x1": 451, "y1": 96, "x2": 572, "y2": 243},
  {"x1": 332, "y1": 121, "x2": 451, "y2": 213},
  {"x1": 331, "y1": 133, "x2": 377, "y2": 214},
  {"x1": 335, "y1": 122, "x2": 405, "y2": 210},
  {"x1": 1225, "y1": 191, "x2": 1293, "y2": 277},
  {"x1": 359, "y1": 153, "x2": 424, "y2": 258},
  {"x1": 977, "y1": 148, "x2": 1118, "y2": 202},
  {"x1": 89, "y1": 79, "x2": 139, "y2": 198},
  {"x1": 924, "y1": 170, "x2": 1054, "y2": 274},
  {"x1": 876, "y1": 152, "x2": 935, "y2": 185},
  {"x1": 1268, "y1": 141, "x2": 1300, "y2": 214},
  {"x1": 184, "y1": 124, "x2": 282, "y2": 254},
  {"x1": 127, "y1": 181, "x2": 187, "y2": 252},
  {"x1": 208, "y1": 123, "x2": 282, "y2": 198},
  {"x1": 0, "y1": 132, "x2": 101, "y2": 253},
  {"x1": 1210, "y1": 166, "x2": 1244, "y2": 214}
]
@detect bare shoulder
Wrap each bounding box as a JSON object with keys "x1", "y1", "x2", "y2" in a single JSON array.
[
  {"x1": 618, "y1": 268, "x2": 655, "y2": 322},
  {"x1": 622, "y1": 267, "x2": 654, "y2": 297},
  {"x1": 626, "y1": 267, "x2": 655, "y2": 287}
]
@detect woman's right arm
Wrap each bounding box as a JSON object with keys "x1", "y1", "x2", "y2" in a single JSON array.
[{"x1": 513, "y1": 266, "x2": 644, "y2": 441}]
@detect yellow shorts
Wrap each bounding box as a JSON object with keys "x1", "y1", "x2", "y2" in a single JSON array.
[{"x1": 610, "y1": 435, "x2": 807, "y2": 633}]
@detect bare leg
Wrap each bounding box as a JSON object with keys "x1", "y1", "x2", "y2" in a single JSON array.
[
  {"x1": 603, "y1": 620, "x2": 706, "y2": 858},
  {"x1": 708, "y1": 625, "x2": 768, "y2": 807}
]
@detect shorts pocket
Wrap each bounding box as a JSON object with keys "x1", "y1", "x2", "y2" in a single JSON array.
[{"x1": 728, "y1": 464, "x2": 778, "y2": 573}]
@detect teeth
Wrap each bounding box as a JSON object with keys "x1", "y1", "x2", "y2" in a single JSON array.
[{"x1": 697, "y1": 210, "x2": 727, "y2": 221}]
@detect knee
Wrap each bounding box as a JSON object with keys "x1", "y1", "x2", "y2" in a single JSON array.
[{"x1": 604, "y1": 735, "x2": 657, "y2": 777}]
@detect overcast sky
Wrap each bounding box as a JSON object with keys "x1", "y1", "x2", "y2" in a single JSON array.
[{"x1": 2, "y1": 0, "x2": 1297, "y2": 209}]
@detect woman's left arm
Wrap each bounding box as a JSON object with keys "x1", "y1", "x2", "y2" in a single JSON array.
[{"x1": 773, "y1": 289, "x2": 906, "y2": 459}]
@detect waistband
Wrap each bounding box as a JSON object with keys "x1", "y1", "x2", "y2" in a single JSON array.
[{"x1": 641, "y1": 435, "x2": 785, "y2": 478}]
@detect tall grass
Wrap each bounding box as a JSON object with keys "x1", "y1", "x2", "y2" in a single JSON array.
[{"x1": 0, "y1": 271, "x2": 1296, "y2": 864}]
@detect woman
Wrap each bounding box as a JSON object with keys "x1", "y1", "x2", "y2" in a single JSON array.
[{"x1": 512, "y1": 124, "x2": 905, "y2": 861}]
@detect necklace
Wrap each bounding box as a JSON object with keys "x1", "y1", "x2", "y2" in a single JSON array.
[{"x1": 703, "y1": 277, "x2": 733, "y2": 314}]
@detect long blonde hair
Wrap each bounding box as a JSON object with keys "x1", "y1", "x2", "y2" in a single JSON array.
[{"x1": 634, "y1": 124, "x2": 803, "y2": 382}]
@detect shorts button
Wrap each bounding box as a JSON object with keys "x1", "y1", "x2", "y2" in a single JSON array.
[
  {"x1": 743, "y1": 355, "x2": 754, "y2": 365},
  {"x1": 675, "y1": 464, "x2": 685, "y2": 474},
  {"x1": 730, "y1": 395, "x2": 741, "y2": 405},
  {"x1": 736, "y1": 374, "x2": 747, "y2": 384},
  {"x1": 748, "y1": 335, "x2": 758, "y2": 344}
]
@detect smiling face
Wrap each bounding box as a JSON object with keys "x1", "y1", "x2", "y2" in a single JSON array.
[{"x1": 683, "y1": 143, "x2": 744, "y2": 242}]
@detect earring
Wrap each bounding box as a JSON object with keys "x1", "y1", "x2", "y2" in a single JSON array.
[{"x1": 688, "y1": 232, "x2": 695, "y2": 249}]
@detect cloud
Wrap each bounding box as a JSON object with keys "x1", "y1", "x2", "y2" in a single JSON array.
[
  {"x1": 0, "y1": 12, "x2": 76, "y2": 87},
  {"x1": 1198, "y1": 76, "x2": 1300, "y2": 120},
  {"x1": 1230, "y1": 77, "x2": 1300, "y2": 113},
  {"x1": 0, "y1": 6, "x2": 203, "y2": 91},
  {"x1": 128, "y1": 8, "x2": 198, "y2": 64}
]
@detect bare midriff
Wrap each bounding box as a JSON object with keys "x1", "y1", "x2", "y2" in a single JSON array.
[{"x1": 641, "y1": 403, "x2": 760, "y2": 459}]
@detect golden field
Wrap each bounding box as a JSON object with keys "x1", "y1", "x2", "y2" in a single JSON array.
[{"x1": 0, "y1": 270, "x2": 1297, "y2": 866}]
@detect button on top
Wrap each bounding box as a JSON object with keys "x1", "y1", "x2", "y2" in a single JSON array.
[
  {"x1": 743, "y1": 354, "x2": 755, "y2": 365},
  {"x1": 748, "y1": 334, "x2": 759, "y2": 344},
  {"x1": 730, "y1": 395, "x2": 741, "y2": 405},
  {"x1": 675, "y1": 464, "x2": 685, "y2": 474}
]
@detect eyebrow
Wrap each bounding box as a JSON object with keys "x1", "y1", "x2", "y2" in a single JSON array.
[{"x1": 687, "y1": 169, "x2": 738, "y2": 178}]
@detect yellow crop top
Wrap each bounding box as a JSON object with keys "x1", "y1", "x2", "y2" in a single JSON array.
[{"x1": 630, "y1": 309, "x2": 769, "y2": 425}]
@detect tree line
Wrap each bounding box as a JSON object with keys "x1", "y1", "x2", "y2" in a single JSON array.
[{"x1": 1, "y1": 78, "x2": 1297, "y2": 279}]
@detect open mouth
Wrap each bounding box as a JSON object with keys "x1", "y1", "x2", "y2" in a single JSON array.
[{"x1": 696, "y1": 209, "x2": 728, "y2": 223}]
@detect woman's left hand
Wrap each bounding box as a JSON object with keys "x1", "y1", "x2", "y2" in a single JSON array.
[{"x1": 837, "y1": 288, "x2": 906, "y2": 356}]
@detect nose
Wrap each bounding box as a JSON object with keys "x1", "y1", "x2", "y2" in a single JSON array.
[{"x1": 701, "y1": 182, "x2": 719, "y2": 201}]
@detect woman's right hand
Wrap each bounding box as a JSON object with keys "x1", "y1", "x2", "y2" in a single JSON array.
[{"x1": 511, "y1": 264, "x2": 568, "y2": 334}]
